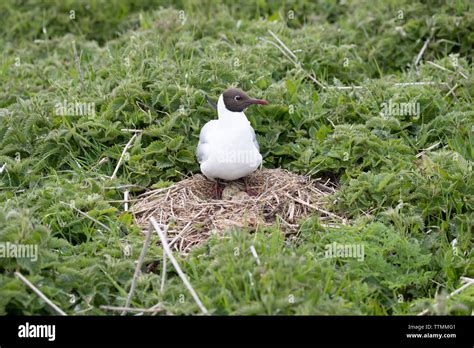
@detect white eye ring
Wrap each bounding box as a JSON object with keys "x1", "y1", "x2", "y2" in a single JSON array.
[{"x1": 234, "y1": 95, "x2": 241, "y2": 101}]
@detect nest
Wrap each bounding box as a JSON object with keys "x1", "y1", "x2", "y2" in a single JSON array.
[{"x1": 132, "y1": 169, "x2": 344, "y2": 254}]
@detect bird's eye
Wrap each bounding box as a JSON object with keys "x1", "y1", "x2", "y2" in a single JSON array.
[{"x1": 234, "y1": 95, "x2": 241, "y2": 101}]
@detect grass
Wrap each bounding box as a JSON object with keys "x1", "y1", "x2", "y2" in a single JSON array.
[{"x1": 0, "y1": 0, "x2": 472, "y2": 315}]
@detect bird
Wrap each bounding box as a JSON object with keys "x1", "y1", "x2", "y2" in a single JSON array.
[{"x1": 197, "y1": 87, "x2": 268, "y2": 197}]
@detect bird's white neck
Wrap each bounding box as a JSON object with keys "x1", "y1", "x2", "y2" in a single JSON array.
[{"x1": 217, "y1": 94, "x2": 249, "y2": 125}]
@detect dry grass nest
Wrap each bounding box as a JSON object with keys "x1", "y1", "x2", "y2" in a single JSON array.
[{"x1": 133, "y1": 168, "x2": 346, "y2": 254}]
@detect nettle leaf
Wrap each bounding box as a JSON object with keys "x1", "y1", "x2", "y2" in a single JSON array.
[
  {"x1": 155, "y1": 155, "x2": 174, "y2": 169},
  {"x1": 176, "y1": 149, "x2": 195, "y2": 163},
  {"x1": 300, "y1": 147, "x2": 314, "y2": 164},
  {"x1": 315, "y1": 125, "x2": 332, "y2": 142},
  {"x1": 255, "y1": 75, "x2": 271, "y2": 89},
  {"x1": 110, "y1": 96, "x2": 128, "y2": 113},
  {"x1": 144, "y1": 125, "x2": 168, "y2": 137},
  {"x1": 144, "y1": 141, "x2": 167, "y2": 155},
  {"x1": 150, "y1": 180, "x2": 174, "y2": 189},
  {"x1": 289, "y1": 111, "x2": 303, "y2": 128},
  {"x1": 375, "y1": 173, "x2": 395, "y2": 192},
  {"x1": 271, "y1": 144, "x2": 293, "y2": 156},
  {"x1": 167, "y1": 136, "x2": 184, "y2": 151},
  {"x1": 117, "y1": 212, "x2": 133, "y2": 226},
  {"x1": 285, "y1": 79, "x2": 297, "y2": 97},
  {"x1": 267, "y1": 11, "x2": 280, "y2": 22},
  {"x1": 91, "y1": 207, "x2": 117, "y2": 217}
]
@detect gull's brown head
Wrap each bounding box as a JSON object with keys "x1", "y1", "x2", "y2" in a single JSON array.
[{"x1": 222, "y1": 88, "x2": 269, "y2": 112}]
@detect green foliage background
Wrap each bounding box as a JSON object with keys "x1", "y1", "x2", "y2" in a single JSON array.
[{"x1": 0, "y1": 0, "x2": 472, "y2": 315}]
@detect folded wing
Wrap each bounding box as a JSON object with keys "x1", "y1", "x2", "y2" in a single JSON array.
[
  {"x1": 249, "y1": 126, "x2": 260, "y2": 152},
  {"x1": 196, "y1": 120, "x2": 217, "y2": 164}
]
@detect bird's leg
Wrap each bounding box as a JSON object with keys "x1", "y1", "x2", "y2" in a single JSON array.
[
  {"x1": 244, "y1": 177, "x2": 258, "y2": 197},
  {"x1": 212, "y1": 180, "x2": 224, "y2": 199}
]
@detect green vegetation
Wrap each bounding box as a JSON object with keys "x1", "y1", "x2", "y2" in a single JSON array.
[{"x1": 0, "y1": 0, "x2": 472, "y2": 315}]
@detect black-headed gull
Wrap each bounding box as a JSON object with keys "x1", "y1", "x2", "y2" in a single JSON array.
[{"x1": 197, "y1": 88, "x2": 268, "y2": 190}]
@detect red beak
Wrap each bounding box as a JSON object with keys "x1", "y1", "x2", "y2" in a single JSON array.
[{"x1": 248, "y1": 98, "x2": 269, "y2": 105}]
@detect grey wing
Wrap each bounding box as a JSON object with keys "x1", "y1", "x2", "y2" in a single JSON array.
[
  {"x1": 196, "y1": 141, "x2": 209, "y2": 164},
  {"x1": 196, "y1": 120, "x2": 216, "y2": 164},
  {"x1": 250, "y1": 126, "x2": 260, "y2": 152}
]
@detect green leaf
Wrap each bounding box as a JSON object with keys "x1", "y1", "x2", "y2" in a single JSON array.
[
  {"x1": 176, "y1": 149, "x2": 195, "y2": 163},
  {"x1": 375, "y1": 173, "x2": 394, "y2": 192},
  {"x1": 268, "y1": 11, "x2": 280, "y2": 21},
  {"x1": 285, "y1": 79, "x2": 297, "y2": 97},
  {"x1": 167, "y1": 136, "x2": 184, "y2": 151},
  {"x1": 316, "y1": 125, "x2": 332, "y2": 142},
  {"x1": 145, "y1": 141, "x2": 167, "y2": 155}
]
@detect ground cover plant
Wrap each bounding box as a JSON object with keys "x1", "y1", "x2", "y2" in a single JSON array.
[{"x1": 0, "y1": 0, "x2": 472, "y2": 315}]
